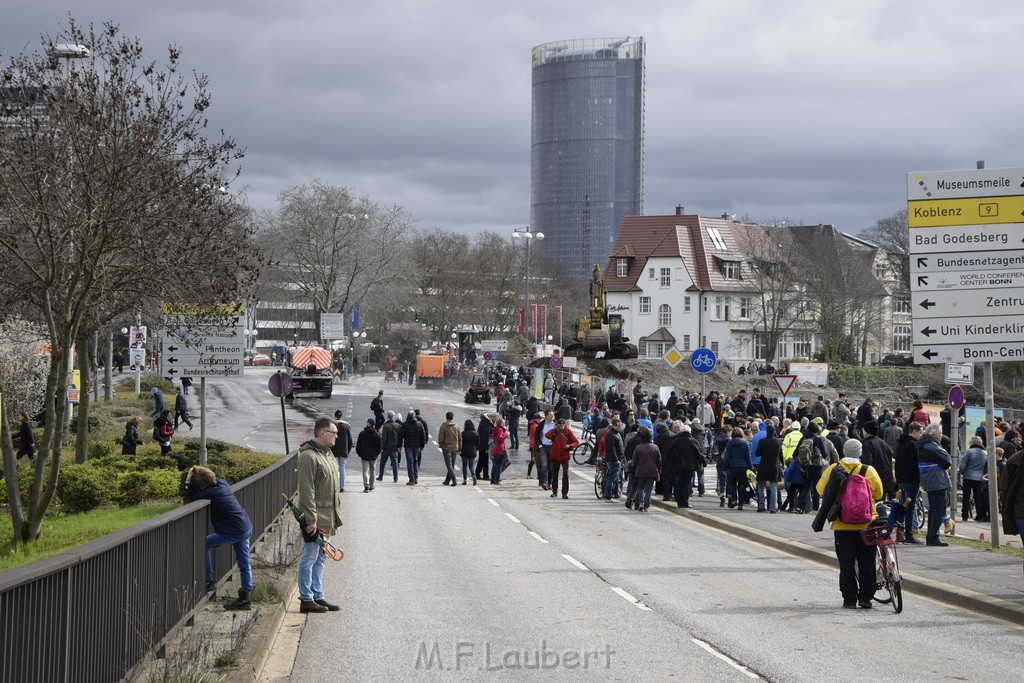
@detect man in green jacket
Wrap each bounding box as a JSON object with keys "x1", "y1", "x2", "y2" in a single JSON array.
[{"x1": 296, "y1": 416, "x2": 344, "y2": 614}]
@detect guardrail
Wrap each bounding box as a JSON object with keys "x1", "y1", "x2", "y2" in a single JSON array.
[{"x1": 0, "y1": 451, "x2": 297, "y2": 683}]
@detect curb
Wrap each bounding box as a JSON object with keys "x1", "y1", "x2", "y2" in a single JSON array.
[{"x1": 649, "y1": 498, "x2": 1024, "y2": 625}]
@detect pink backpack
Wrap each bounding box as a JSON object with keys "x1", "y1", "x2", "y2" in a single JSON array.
[{"x1": 839, "y1": 464, "x2": 873, "y2": 525}]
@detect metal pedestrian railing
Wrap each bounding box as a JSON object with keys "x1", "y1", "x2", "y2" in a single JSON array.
[{"x1": 0, "y1": 451, "x2": 297, "y2": 683}]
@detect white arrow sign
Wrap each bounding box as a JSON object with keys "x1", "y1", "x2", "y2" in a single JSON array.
[
  {"x1": 911, "y1": 249, "x2": 1024, "y2": 274},
  {"x1": 913, "y1": 315, "x2": 1024, "y2": 346},
  {"x1": 911, "y1": 269, "x2": 1024, "y2": 292},
  {"x1": 914, "y1": 340, "x2": 1024, "y2": 364},
  {"x1": 910, "y1": 289, "x2": 1024, "y2": 319}
]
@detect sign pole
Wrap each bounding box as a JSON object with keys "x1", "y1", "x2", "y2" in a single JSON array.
[
  {"x1": 984, "y1": 362, "x2": 999, "y2": 547},
  {"x1": 278, "y1": 369, "x2": 290, "y2": 454},
  {"x1": 949, "y1": 401, "x2": 958, "y2": 537},
  {"x1": 198, "y1": 377, "x2": 207, "y2": 465}
]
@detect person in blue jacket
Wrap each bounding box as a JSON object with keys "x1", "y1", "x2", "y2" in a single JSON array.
[{"x1": 185, "y1": 466, "x2": 254, "y2": 610}]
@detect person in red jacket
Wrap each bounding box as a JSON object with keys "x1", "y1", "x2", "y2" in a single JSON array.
[{"x1": 545, "y1": 418, "x2": 579, "y2": 498}]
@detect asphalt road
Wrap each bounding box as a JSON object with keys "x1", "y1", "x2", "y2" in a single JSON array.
[{"x1": 234, "y1": 373, "x2": 1024, "y2": 683}]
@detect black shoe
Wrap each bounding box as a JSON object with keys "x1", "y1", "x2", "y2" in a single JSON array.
[
  {"x1": 562, "y1": 494, "x2": 568, "y2": 499},
  {"x1": 299, "y1": 600, "x2": 328, "y2": 614},
  {"x1": 903, "y1": 536, "x2": 921, "y2": 544},
  {"x1": 551, "y1": 491, "x2": 557, "y2": 497},
  {"x1": 376, "y1": 476, "x2": 383, "y2": 481},
  {"x1": 926, "y1": 540, "x2": 949, "y2": 547},
  {"x1": 224, "y1": 589, "x2": 251, "y2": 611},
  {"x1": 314, "y1": 598, "x2": 341, "y2": 612},
  {"x1": 625, "y1": 501, "x2": 633, "y2": 509},
  {"x1": 858, "y1": 600, "x2": 873, "y2": 609},
  {"x1": 450, "y1": 481, "x2": 457, "y2": 487},
  {"x1": 843, "y1": 602, "x2": 857, "y2": 609},
  {"x1": 976, "y1": 517, "x2": 990, "y2": 522},
  {"x1": 363, "y1": 487, "x2": 369, "y2": 493},
  {"x1": 406, "y1": 480, "x2": 416, "y2": 485},
  {"x1": 205, "y1": 575, "x2": 216, "y2": 593}
]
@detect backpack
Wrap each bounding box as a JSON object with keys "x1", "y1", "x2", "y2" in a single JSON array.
[
  {"x1": 795, "y1": 436, "x2": 815, "y2": 466},
  {"x1": 152, "y1": 426, "x2": 160, "y2": 441},
  {"x1": 159, "y1": 421, "x2": 174, "y2": 439},
  {"x1": 838, "y1": 464, "x2": 873, "y2": 525},
  {"x1": 598, "y1": 429, "x2": 608, "y2": 458}
]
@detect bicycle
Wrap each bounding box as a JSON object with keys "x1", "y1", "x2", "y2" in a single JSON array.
[
  {"x1": 593, "y1": 458, "x2": 627, "y2": 499},
  {"x1": 572, "y1": 428, "x2": 597, "y2": 464},
  {"x1": 860, "y1": 523, "x2": 902, "y2": 613}
]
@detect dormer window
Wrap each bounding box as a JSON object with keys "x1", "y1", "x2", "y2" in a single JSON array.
[
  {"x1": 616, "y1": 258, "x2": 629, "y2": 277},
  {"x1": 722, "y1": 260, "x2": 741, "y2": 280}
]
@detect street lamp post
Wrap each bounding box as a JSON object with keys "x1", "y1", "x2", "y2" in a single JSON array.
[{"x1": 512, "y1": 226, "x2": 543, "y2": 343}]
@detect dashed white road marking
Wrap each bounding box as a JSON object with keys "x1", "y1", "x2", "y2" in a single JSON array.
[
  {"x1": 561, "y1": 554, "x2": 590, "y2": 571},
  {"x1": 610, "y1": 586, "x2": 652, "y2": 611},
  {"x1": 527, "y1": 531, "x2": 548, "y2": 544},
  {"x1": 487, "y1": 498, "x2": 500, "y2": 507},
  {"x1": 505, "y1": 512, "x2": 521, "y2": 524},
  {"x1": 691, "y1": 639, "x2": 761, "y2": 679}
]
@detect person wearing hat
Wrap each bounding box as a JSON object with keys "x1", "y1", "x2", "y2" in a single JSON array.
[
  {"x1": 355, "y1": 418, "x2": 381, "y2": 493},
  {"x1": 859, "y1": 420, "x2": 896, "y2": 500},
  {"x1": 545, "y1": 417, "x2": 579, "y2": 498},
  {"x1": 331, "y1": 410, "x2": 354, "y2": 493},
  {"x1": 813, "y1": 438, "x2": 883, "y2": 608}
]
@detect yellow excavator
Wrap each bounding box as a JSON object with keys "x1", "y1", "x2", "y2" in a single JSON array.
[{"x1": 563, "y1": 265, "x2": 639, "y2": 360}]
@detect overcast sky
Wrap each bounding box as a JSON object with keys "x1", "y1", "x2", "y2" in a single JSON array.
[{"x1": 4, "y1": 1, "x2": 1023, "y2": 237}]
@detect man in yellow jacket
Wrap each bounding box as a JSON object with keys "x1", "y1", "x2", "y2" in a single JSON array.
[{"x1": 815, "y1": 438, "x2": 883, "y2": 609}]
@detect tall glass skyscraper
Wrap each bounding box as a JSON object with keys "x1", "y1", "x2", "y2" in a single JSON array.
[{"x1": 531, "y1": 37, "x2": 645, "y2": 280}]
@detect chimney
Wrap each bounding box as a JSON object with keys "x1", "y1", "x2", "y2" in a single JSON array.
[
  {"x1": 721, "y1": 213, "x2": 728, "y2": 220},
  {"x1": 675, "y1": 205, "x2": 684, "y2": 215}
]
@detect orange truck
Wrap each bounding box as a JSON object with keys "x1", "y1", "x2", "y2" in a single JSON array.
[{"x1": 415, "y1": 354, "x2": 445, "y2": 388}]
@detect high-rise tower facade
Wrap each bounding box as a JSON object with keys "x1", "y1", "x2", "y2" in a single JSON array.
[{"x1": 531, "y1": 37, "x2": 645, "y2": 279}]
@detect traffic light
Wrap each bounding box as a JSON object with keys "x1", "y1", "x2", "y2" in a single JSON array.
[{"x1": 414, "y1": 311, "x2": 420, "y2": 323}]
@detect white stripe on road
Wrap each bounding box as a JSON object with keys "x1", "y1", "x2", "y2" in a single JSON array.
[
  {"x1": 528, "y1": 531, "x2": 548, "y2": 544},
  {"x1": 487, "y1": 498, "x2": 500, "y2": 507},
  {"x1": 505, "y1": 512, "x2": 521, "y2": 524},
  {"x1": 561, "y1": 554, "x2": 590, "y2": 571},
  {"x1": 610, "y1": 586, "x2": 652, "y2": 611},
  {"x1": 573, "y1": 469, "x2": 595, "y2": 483},
  {"x1": 690, "y1": 639, "x2": 761, "y2": 679}
]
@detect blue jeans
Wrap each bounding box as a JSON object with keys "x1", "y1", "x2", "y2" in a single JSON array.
[
  {"x1": 1016, "y1": 518, "x2": 1024, "y2": 537},
  {"x1": 803, "y1": 465, "x2": 824, "y2": 512},
  {"x1": 603, "y1": 460, "x2": 621, "y2": 498},
  {"x1": 490, "y1": 454, "x2": 504, "y2": 483},
  {"x1": 696, "y1": 468, "x2": 705, "y2": 495},
  {"x1": 897, "y1": 482, "x2": 920, "y2": 536},
  {"x1": 205, "y1": 529, "x2": 253, "y2": 592},
  {"x1": 756, "y1": 481, "x2": 778, "y2": 511},
  {"x1": 926, "y1": 488, "x2": 947, "y2": 543},
  {"x1": 633, "y1": 476, "x2": 655, "y2": 509},
  {"x1": 538, "y1": 446, "x2": 551, "y2": 487},
  {"x1": 509, "y1": 422, "x2": 520, "y2": 449},
  {"x1": 298, "y1": 540, "x2": 327, "y2": 602},
  {"x1": 380, "y1": 450, "x2": 400, "y2": 480},
  {"x1": 336, "y1": 456, "x2": 347, "y2": 491},
  {"x1": 405, "y1": 447, "x2": 421, "y2": 482},
  {"x1": 461, "y1": 456, "x2": 476, "y2": 482}
]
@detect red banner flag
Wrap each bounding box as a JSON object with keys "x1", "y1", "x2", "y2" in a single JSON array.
[
  {"x1": 529, "y1": 304, "x2": 537, "y2": 342},
  {"x1": 518, "y1": 307, "x2": 525, "y2": 333},
  {"x1": 538, "y1": 304, "x2": 547, "y2": 341}
]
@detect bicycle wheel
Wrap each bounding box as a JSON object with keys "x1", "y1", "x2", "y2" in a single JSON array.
[
  {"x1": 873, "y1": 552, "x2": 893, "y2": 604},
  {"x1": 594, "y1": 470, "x2": 605, "y2": 499},
  {"x1": 890, "y1": 579, "x2": 903, "y2": 614},
  {"x1": 573, "y1": 441, "x2": 591, "y2": 465}
]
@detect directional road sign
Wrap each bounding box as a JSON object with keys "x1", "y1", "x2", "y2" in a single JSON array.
[
  {"x1": 320, "y1": 313, "x2": 346, "y2": 339},
  {"x1": 480, "y1": 340, "x2": 508, "y2": 352},
  {"x1": 690, "y1": 348, "x2": 716, "y2": 374},
  {"x1": 908, "y1": 167, "x2": 1024, "y2": 364},
  {"x1": 162, "y1": 303, "x2": 246, "y2": 378}
]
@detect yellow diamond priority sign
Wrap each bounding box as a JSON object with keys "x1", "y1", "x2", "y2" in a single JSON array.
[{"x1": 663, "y1": 347, "x2": 684, "y2": 368}]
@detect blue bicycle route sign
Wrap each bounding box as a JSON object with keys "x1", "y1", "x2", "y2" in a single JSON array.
[{"x1": 690, "y1": 348, "x2": 717, "y2": 374}]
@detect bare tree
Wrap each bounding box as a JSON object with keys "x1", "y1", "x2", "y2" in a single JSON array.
[
  {"x1": 739, "y1": 225, "x2": 806, "y2": 364},
  {"x1": 256, "y1": 180, "x2": 412, "y2": 340},
  {"x1": 859, "y1": 209, "x2": 909, "y2": 290},
  {"x1": 0, "y1": 20, "x2": 260, "y2": 542}
]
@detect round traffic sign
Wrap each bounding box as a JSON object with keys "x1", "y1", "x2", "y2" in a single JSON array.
[
  {"x1": 483, "y1": 351, "x2": 495, "y2": 361},
  {"x1": 948, "y1": 385, "x2": 965, "y2": 410},
  {"x1": 268, "y1": 372, "x2": 294, "y2": 398},
  {"x1": 690, "y1": 348, "x2": 717, "y2": 374},
  {"x1": 550, "y1": 356, "x2": 562, "y2": 369}
]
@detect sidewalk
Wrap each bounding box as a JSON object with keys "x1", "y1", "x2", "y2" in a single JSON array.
[{"x1": 638, "y1": 476, "x2": 1024, "y2": 623}]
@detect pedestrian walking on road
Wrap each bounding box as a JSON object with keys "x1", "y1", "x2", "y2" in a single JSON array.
[
  {"x1": 296, "y1": 417, "x2": 344, "y2": 614},
  {"x1": 378, "y1": 412, "x2": 403, "y2": 483},
  {"x1": 371, "y1": 390, "x2": 385, "y2": 430},
  {"x1": 460, "y1": 420, "x2": 479, "y2": 485},
  {"x1": 356, "y1": 419, "x2": 381, "y2": 492},
  {"x1": 438, "y1": 412, "x2": 462, "y2": 486},
  {"x1": 630, "y1": 427, "x2": 661, "y2": 512},
  {"x1": 174, "y1": 387, "x2": 194, "y2": 431},
  {"x1": 185, "y1": 465, "x2": 254, "y2": 610},
  {"x1": 332, "y1": 410, "x2": 353, "y2": 492},
  {"x1": 489, "y1": 416, "x2": 509, "y2": 485},
  {"x1": 475, "y1": 414, "x2": 493, "y2": 482},
  {"x1": 402, "y1": 411, "x2": 425, "y2": 485},
  {"x1": 813, "y1": 439, "x2": 883, "y2": 609},
  {"x1": 545, "y1": 418, "x2": 579, "y2": 499}
]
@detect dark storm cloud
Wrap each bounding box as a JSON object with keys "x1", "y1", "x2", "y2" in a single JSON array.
[{"x1": 4, "y1": 1, "x2": 1024, "y2": 235}]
